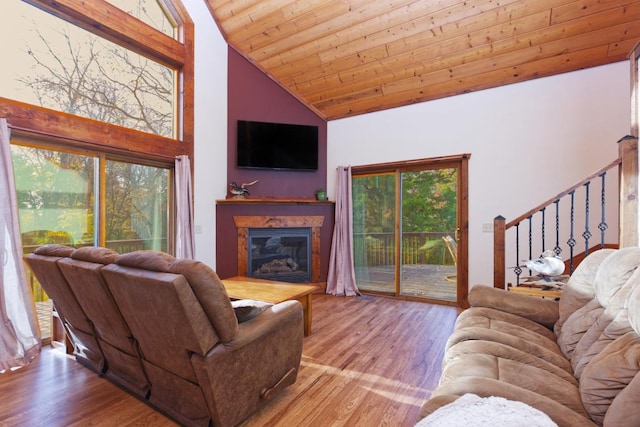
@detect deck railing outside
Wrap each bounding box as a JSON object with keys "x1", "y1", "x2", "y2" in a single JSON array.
[{"x1": 354, "y1": 232, "x2": 455, "y2": 267}]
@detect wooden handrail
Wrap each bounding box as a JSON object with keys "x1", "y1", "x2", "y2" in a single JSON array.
[
  {"x1": 493, "y1": 142, "x2": 629, "y2": 289},
  {"x1": 505, "y1": 158, "x2": 622, "y2": 229}
]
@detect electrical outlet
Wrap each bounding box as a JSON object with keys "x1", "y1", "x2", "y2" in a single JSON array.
[
  {"x1": 195, "y1": 225, "x2": 202, "y2": 234},
  {"x1": 482, "y1": 223, "x2": 493, "y2": 233}
]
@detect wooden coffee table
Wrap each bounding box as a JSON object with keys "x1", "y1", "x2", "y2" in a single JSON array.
[{"x1": 221, "y1": 276, "x2": 318, "y2": 336}]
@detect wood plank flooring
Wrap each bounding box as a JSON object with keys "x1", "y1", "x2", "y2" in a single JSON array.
[{"x1": 0, "y1": 294, "x2": 461, "y2": 427}]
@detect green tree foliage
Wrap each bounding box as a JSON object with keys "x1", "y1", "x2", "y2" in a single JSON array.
[
  {"x1": 402, "y1": 169, "x2": 457, "y2": 233},
  {"x1": 352, "y1": 169, "x2": 458, "y2": 267}
]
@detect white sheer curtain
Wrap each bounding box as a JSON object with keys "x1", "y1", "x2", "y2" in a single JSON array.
[
  {"x1": 326, "y1": 166, "x2": 360, "y2": 296},
  {"x1": 174, "y1": 155, "x2": 195, "y2": 259},
  {"x1": 0, "y1": 118, "x2": 41, "y2": 371}
]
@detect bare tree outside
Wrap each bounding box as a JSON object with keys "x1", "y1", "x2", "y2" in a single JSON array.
[
  {"x1": 9, "y1": 0, "x2": 172, "y2": 257},
  {"x1": 20, "y1": 26, "x2": 174, "y2": 138}
]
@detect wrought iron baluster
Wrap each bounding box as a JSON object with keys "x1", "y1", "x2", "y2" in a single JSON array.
[
  {"x1": 514, "y1": 223, "x2": 522, "y2": 285},
  {"x1": 568, "y1": 190, "x2": 576, "y2": 273},
  {"x1": 582, "y1": 181, "x2": 591, "y2": 256},
  {"x1": 598, "y1": 172, "x2": 608, "y2": 248},
  {"x1": 528, "y1": 215, "x2": 533, "y2": 264},
  {"x1": 554, "y1": 199, "x2": 562, "y2": 257},
  {"x1": 541, "y1": 207, "x2": 546, "y2": 253}
]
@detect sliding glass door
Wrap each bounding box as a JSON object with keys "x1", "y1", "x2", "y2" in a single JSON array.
[
  {"x1": 12, "y1": 141, "x2": 171, "y2": 339},
  {"x1": 352, "y1": 156, "x2": 468, "y2": 305}
]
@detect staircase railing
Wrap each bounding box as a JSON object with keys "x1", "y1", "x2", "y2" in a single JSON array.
[{"x1": 492, "y1": 135, "x2": 640, "y2": 289}]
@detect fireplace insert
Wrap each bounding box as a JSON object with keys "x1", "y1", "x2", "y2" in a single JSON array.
[{"x1": 247, "y1": 227, "x2": 311, "y2": 283}]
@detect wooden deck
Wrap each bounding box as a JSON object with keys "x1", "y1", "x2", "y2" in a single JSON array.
[
  {"x1": 35, "y1": 301, "x2": 51, "y2": 341},
  {"x1": 356, "y1": 264, "x2": 457, "y2": 302}
]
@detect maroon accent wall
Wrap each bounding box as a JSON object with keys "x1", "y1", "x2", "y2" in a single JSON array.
[
  {"x1": 215, "y1": 202, "x2": 335, "y2": 285},
  {"x1": 227, "y1": 47, "x2": 327, "y2": 198}
]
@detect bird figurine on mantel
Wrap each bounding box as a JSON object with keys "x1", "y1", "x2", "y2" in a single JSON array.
[
  {"x1": 229, "y1": 180, "x2": 258, "y2": 199},
  {"x1": 520, "y1": 249, "x2": 565, "y2": 279}
]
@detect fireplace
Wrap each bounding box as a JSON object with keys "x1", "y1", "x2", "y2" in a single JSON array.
[
  {"x1": 234, "y1": 215, "x2": 324, "y2": 283},
  {"x1": 248, "y1": 228, "x2": 311, "y2": 282}
]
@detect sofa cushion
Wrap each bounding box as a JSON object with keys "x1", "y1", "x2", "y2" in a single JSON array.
[
  {"x1": 33, "y1": 243, "x2": 75, "y2": 258},
  {"x1": 447, "y1": 325, "x2": 571, "y2": 372},
  {"x1": 70, "y1": 246, "x2": 118, "y2": 264},
  {"x1": 579, "y1": 331, "x2": 640, "y2": 425},
  {"x1": 455, "y1": 306, "x2": 557, "y2": 342},
  {"x1": 169, "y1": 259, "x2": 239, "y2": 342},
  {"x1": 446, "y1": 339, "x2": 578, "y2": 386},
  {"x1": 440, "y1": 353, "x2": 588, "y2": 417},
  {"x1": 555, "y1": 248, "x2": 615, "y2": 336},
  {"x1": 116, "y1": 251, "x2": 239, "y2": 343},
  {"x1": 232, "y1": 299, "x2": 273, "y2": 323},
  {"x1": 572, "y1": 264, "x2": 640, "y2": 379},
  {"x1": 580, "y1": 284, "x2": 640, "y2": 426},
  {"x1": 557, "y1": 248, "x2": 640, "y2": 362}
]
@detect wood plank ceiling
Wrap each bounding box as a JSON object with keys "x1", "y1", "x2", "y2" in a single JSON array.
[{"x1": 204, "y1": 0, "x2": 640, "y2": 120}]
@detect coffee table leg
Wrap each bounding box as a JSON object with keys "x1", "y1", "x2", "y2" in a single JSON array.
[{"x1": 297, "y1": 294, "x2": 313, "y2": 336}]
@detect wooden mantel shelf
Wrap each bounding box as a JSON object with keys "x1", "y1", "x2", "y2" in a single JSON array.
[{"x1": 216, "y1": 197, "x2": 334, "y2": 205}]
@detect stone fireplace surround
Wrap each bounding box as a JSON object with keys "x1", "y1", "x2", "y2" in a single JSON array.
[{"x1": 215, "y1": 199, "x2": 335, "y2": 288}]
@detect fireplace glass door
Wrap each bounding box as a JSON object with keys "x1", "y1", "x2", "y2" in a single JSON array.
[{"x1": 247, "y1": 228, "x2": 311, "y2": 283}]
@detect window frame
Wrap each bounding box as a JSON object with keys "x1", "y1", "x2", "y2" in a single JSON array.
[
  {"x1": 1, "y1": 0, "x2": 193, "y2": 160},
  {"x1": 1, "y1": 0, "x2": 193, "y2": 255}
]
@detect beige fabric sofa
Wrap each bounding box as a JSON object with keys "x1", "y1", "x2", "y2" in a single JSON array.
[
  {"x1": 26, "y1": 245, "x2": 304, "y2": 427},
  {"x1": 418, "y1": 247, "x2": 640, "y2": 427}
]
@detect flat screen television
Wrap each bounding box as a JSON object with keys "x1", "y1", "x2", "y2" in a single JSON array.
[{"x1": 237, "y1": 120, "x2": 319, "y2": 171}]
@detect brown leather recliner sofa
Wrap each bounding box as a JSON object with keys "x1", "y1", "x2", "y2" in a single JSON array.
[
  {"x1": 417, "y1": 247, "x2": 640, "y2": 427},
  {"x1": 26, "y1": 244, "x2": 304, "y2": 427}
]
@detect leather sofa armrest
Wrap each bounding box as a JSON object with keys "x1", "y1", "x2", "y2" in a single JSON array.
[
  {"x1": 469, "y1": 285, "x2": 559, "y2": 329},
  {"x1": 190, "y1": 300, "x2": 303, "y2": 427}
]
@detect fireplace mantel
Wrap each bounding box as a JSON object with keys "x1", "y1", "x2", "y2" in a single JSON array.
[
  {"x1": 217, "y1": 197, "x2": 333, "y2": 205},
  {"x1": 234, "y1": 215, "x2": 324, "y2": 283}
]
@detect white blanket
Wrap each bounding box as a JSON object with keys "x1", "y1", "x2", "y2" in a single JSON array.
[{"x1": 416, "y1": 394, "x2": 558, "y2": 427}]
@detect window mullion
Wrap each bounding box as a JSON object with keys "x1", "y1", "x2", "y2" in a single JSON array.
[{"x1": 98, "y1": 154, "x2": 107, "y2": 247}]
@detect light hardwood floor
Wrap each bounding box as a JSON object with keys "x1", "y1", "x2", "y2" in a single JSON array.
[{"x1": 0, "y1": 294, "x2": 461, "y2": 427}]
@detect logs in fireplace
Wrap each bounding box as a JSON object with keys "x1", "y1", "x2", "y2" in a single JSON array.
[{"x1": 248, "y1": 228, "x2": 311, "y2": 282}]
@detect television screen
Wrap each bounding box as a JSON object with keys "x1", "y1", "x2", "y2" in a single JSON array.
[{"x1": 237, "y1": 120, "x2": 319, "y2": 171}]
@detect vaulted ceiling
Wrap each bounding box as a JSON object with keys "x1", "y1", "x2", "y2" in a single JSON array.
[{"x1": 204, "y1": 0, "x2": 640, "y2": 120}]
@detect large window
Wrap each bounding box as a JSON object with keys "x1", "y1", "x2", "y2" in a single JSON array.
[
  {"x1": 0, "y1": 0, "x2": 193, "y2": 157},
  {"x1": 14, "y1": 143, "x2": 169, "y2": 253},
  {"x1": 2, "y1": 0, "x2": 192, "y2": 338},
  {"x1": 1, "y1": 0, "x2": 193, "y2": 251},
  {"x1": 1, "y1": 1, "x2": 175, "y2": 137}
]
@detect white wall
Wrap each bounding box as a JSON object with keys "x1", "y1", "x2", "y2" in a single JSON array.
[
  {"x1": 183, "y1": 0, "x2": 228, "y2": 267},
  {"x1": 327, "y1": 62, "x2": 631, "y2": 287}
]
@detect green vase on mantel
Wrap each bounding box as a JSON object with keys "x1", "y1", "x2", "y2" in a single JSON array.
[{"x1": 316, "y1": 189, "x2": 327, "y2": 201}]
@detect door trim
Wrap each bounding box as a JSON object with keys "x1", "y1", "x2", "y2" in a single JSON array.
[{"x1": 352, "y1": 154, "x2": 470, "y2": 307}]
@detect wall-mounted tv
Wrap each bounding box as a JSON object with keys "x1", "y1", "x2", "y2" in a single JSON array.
[{"x1": 237, "y1": 120, "x2": 319, "y2": 171}]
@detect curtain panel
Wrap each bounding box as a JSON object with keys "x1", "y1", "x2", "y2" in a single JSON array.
[
  {"x1": 0, "y1": 118, "x2": 41, "y2": 371},
  {"x1": 175, "y1": 155, "x2": 195, "y2": 259},
  {"x1": 326, "y1": 166, "x2": 360, "y2": 296}
]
